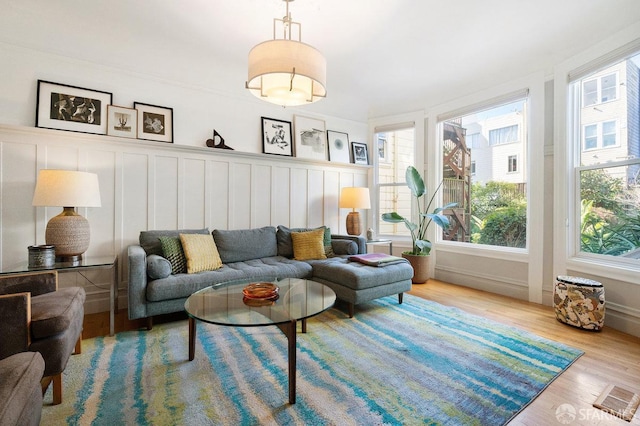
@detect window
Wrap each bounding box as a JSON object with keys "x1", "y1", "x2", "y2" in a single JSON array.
[
  {"x1": 376, "y1": 126, "x2": 415, "y2": 236},
  {"x1": 583, "y1": 120, "x2": 618, "y2": 151},
  {"x1": 467, "y1": 133, "x2": 480, "y2": 149},
  {"x1": 582, "y1": 73, "x2": 618, "y2": 107},
  {"x1": 378, "y1": 135, "x2": 390, "y2": 163},
  {"x1": 489, "y1": 124, "x2": 519, "y2": 146},
  {"x1": 439, "y1": 98, "x2": 528, "y2": 248},
  {"x1": 571, "y1": 53, "x2": 640, "y2": 261}
]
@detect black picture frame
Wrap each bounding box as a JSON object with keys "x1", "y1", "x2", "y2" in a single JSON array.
[
  {"x1": 134, "y1": 102, "x2": 174, "y2": 143},
  {"x1": 36, "y1": 80, "x2": 112, "y2": 135},
  {"x1": 327, "y1": 130, "x2": 350, "y2": 163},
  {"x1": 261, "y1": 117, "x2": 293, "y2": 156},
  {"x1": 351, "y1": 142, "x2": 369, "y2": 165}
]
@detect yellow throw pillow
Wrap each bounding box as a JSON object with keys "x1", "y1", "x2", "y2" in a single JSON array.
[
  {"x1": 291, "y1": 228, "x2": 327, "y2": 261},
  {"x1": 179, "y1": 233, "x2": 223, "y2": 273}
]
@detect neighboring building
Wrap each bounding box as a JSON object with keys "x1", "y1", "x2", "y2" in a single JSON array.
[
  {"x1": 464, "y1": 107, "x2": 527, "y2": 186},
  {"x1": 579, "y1": 60, "x2": 640, "y2": 183}
]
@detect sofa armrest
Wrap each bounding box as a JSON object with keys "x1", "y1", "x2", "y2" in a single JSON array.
[
  {"x1": 331, "y1": 234, "x2": 366, "y2": 254},
  {"x1": 0, "y1": 271, "x2": 57, "y2": 297},
  {"x1": 127, "y1": 245, "x2": 148, "y2": 320},
  {"x1": 0, "y1": 293, "x2": 30, "y2": 360}
]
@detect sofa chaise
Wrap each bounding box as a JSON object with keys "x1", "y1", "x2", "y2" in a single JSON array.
[{"x1": 128, "y1": 226, "x2": 413, "y2": 327}]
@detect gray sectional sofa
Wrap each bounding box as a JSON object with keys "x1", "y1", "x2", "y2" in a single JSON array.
[{"x1": 128, "y1": 226, "x2": 413, "y2": 327}]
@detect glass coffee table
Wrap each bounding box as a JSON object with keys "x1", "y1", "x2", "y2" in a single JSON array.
[{"x1": 184, "y1": 277, "x2": 336, "y2": 404}]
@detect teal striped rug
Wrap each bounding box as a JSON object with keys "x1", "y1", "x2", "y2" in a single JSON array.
[{"x1": 44, "y1": 294, "x2": 582, "y2": 425}]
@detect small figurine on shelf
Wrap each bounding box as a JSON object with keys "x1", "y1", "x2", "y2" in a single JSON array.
[
  {"x1": 206, "y1": 129, "x2": 234, "y2": 150},
  {"x1": 366, "y1": 228, "x2": 374, "y2": 241}
]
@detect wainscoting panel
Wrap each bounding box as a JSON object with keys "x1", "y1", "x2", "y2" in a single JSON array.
[
  {"x1": 253, "y1": 163, "x2": 273, "y2": 228},
  {"x1": 0, "y1": 124, "x2": 369, "y2": 313},
  {"x1": 153, "y1": 155, "x2": 179, "y2": 230},
  {"x1": 208, "y1": 160, "x2": 230, "y2": 231},
  {"x1": 182, "y1": 158, "x2": 207, "y2": 229},
  {"x1": 122, "y1": 152, "x2": 149, "y2": 247},
  {"x1": 230, "y1": 162, "x2": 252, "y2": 230},
  {"x1": 0, "y1": 141, "x2": 37, "y2": 265},
  {"x1": 290, "y1": 168, "x2": 309, "y2": 228},
  {"x1": 272, "y1": 166, "x2": 291, "y2": 227}
]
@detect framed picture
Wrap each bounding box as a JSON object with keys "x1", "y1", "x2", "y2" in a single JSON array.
[
  {"x1": 107, "y1": 105, "x2": 137, "y2": 138},
  {"x1": 261, "y1": 117, "x2": 293, "y2": 156},
  {"x1": 351, "y1": 142, "x2": 369, "y2": 165},
  {"x1": 134, "y1": 102, "x2": 173, "y2": 143},
  {"x1": 327, "y1": 130, "x2": 350, "y2": 163},
  {"x1": 293, "y1": 115, "x2": 327, "y2": 161},
  {"x1": 36, "y1": 80, "x2": 112, "y2": 135}
]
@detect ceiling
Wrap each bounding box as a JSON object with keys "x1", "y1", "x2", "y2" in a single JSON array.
[{"x1": 1, "y1": 0, "x2": 640, "y2": 122}]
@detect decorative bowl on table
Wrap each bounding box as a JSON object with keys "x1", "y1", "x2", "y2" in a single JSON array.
[{"x1": 242, "y1": 282, "x2": 279, "y2": 301}]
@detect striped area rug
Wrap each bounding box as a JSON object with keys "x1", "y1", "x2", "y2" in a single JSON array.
[{"x1": 43, "y1": 294, "x2": 582, "y2": 425}]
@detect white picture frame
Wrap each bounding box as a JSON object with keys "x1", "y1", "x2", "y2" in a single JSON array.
[
  {"x1": 293, "y1": 115, "x2": 327, "y2": 161},
  {"x1": 107, "y1": 105, "x2": 137, "y2": 138}
]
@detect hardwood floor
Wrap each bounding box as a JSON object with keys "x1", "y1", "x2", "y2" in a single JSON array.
[{"x1": 82, "y1": 280, "x2": 640, "y2": 425}]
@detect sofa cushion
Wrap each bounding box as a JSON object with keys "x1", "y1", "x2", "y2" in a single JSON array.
[
  {"x1": 0, "y1": 352, "x2": 44, "y2": 426},
  {"x1": 277, "y1": 225, "x2": 333, "y2": 258},
  {"x1": 213, "y1": 226, "x2": 278, "y2": 264},
  {"x1": 146, "y1": 254, "x2": 172, "y2": 279},
  {"x1": 158, "y1": 236, "x2": 187, "y2": 274},
  {"x1": 309, "y1": 257, "x2": 414, "y2": 290},
  {"x1": 139, "y1": 228, "x2": 209, "y2": 256},
  {"x1": 180, "y1": 233, "x2": 222, "y2": 273},
  {"x1": 291, "y1": 229, "x2": 327, "y2": 261},
  {"x1": 30, "y1": 287, "x2": 86, "y2": 339},
  {"x1": 145, "y1": 256, "x2": 312, "y2": 302}
]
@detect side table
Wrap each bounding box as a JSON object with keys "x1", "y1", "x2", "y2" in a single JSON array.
[
  {"x1": 366, "y1": 239, "x2": 393, "y2": 255},
  {"x1": 1, "y1": 255, "x2": 119, "y2": 336}
]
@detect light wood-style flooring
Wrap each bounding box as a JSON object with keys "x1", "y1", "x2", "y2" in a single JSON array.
[{"x1": 82, "y1": 280, "x2": 640, "y2": 425}]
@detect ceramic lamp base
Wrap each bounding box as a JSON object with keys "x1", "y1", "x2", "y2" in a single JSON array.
[
  {"x1": 45, "y1": 207, "x2": 90, "y2": 261},
  {"x1": 346, "y1": 211, "x2": 362, "y2": 235}
]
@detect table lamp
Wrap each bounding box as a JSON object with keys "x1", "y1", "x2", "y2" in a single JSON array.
[
  {"x1": 32, "y1": 169, "x2": 101, "y2": 262},
  {"x1": 339, "y1": 187, "x2": 371, "y2": 236}
]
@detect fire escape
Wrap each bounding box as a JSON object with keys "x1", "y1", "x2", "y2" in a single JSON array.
[{"x1": 442, "y1": 121, "x2": 471, "y2": 242}]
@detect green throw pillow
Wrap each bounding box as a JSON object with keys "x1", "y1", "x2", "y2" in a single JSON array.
[{"x1": 158, "y1": 236, "x2": 187, "y2": 274}]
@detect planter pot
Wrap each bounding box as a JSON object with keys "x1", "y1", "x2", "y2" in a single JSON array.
[{"x1": 402, "y1": 253, "x2": 430, "y2": 284}]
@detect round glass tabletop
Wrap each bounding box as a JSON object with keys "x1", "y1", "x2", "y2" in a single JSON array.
[{"x1": 184, "y1": 278, "x2": 336, "y2": 327}]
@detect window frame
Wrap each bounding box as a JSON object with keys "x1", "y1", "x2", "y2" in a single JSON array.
[
  {"x1": 508, "y1": 155, "x2": 518, "y2": 173},
  {"x1": 582, "y1": 120, "x2": 619, "y2": 151},
  {"x1": 434, "y1": 90, "x2": 534, "y2": 255},
  {"x1": 370, "y1": 111, "x2": 424, "y2": 244},
  {"x1": 554, "y1": 36, "x2": 640, "y2": 283},
  {"x1": 582, "y1": 72, "x2": 618, "y2": 107}
]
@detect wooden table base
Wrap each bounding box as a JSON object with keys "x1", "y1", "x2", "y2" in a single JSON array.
[{"x1": 188, "y1": 317, "x2": 307, "y2": 404}]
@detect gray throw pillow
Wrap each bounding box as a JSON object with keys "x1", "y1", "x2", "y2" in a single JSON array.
[
  {"x1": 212, "y1": 226, "x2": 278, "y2": 263},
  {"x1": 146, "y1": 254, "x2": 172, "y2": 279}
]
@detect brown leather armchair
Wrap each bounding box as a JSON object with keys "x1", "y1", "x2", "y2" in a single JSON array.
[{"x1": 0, "y1": 271, "x2": 85, "y2": 405}]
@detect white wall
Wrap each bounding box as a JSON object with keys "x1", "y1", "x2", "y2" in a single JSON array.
[
  {"x1": 0, "y1": 42, "x2": 367, "y2": 153},
  {"x1": 0, "y1": 43, "x2": 369, "y2": 315},
  {"x1": 0, "y1": 125, "x2": 369, "y2": 314}
]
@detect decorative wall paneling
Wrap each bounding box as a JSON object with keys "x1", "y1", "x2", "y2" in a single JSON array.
[{"x1": 0, "y1": 125, "x2": 369, "y2": 313}]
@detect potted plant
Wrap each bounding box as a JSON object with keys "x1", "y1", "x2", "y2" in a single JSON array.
[{"x1": 381, "y1": 166, "x2": 456, "y2": 283}]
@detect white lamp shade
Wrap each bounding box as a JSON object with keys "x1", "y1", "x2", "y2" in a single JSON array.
[
  {"x1": 32, "y1": 170, "x2": 101, "y2": 208},
  {"x1": 339, "y1": 187, "x2": 371, "y2": 209},
  {"x1": 247, "y1": 39, "x2": 326, "y2": 106}
]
